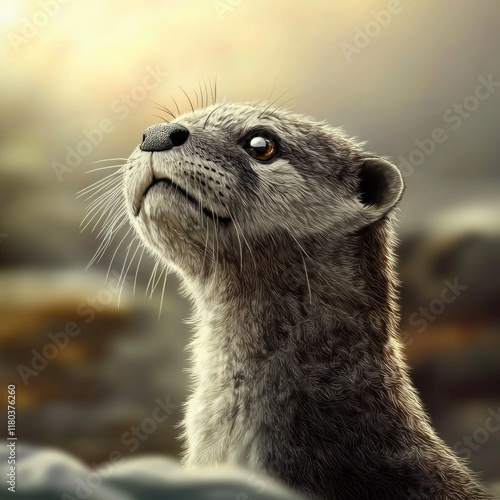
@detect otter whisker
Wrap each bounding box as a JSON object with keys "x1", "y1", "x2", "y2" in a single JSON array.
[
  {"x1": 87, "y1": 238, "x2": 112, "y2": 269},
  {"x1": 83, "y1": 184, "x2": 122, "y2": 211},
  {"x1": 213, "y1": 75, "x2": 217, "y2": 104},
  {"x1": 80, "y1": 189, "x2": 122, "y2": 229},
  {"x1": 117, "y1": 239, "x2": 135, "y2": 308},
  {"x1": 79, "y1": 179, "x2": 121, "y2": 204},
  {"x1": 210, "y1": 214, "x2": 218, "y2": 276},
  {"x1": 203, "y1": 79, "x2": 209, "y2": 107},
  {"x1": 151, "y1": 101, "x2": 176, "y2": 120},
  {"x1": 146, "y1": 259, "x2": 160, "y2": 298},
  {"x1": 96, "y1": 208, "x2": 127, "y2": 239},
  {"x1": 201, "y1": 213, "x2": 210, "y2": 270},
  {"x1": 158, "y1": 264, "x2": 169, "y2": 319},
  {"x1": 91, "y1": 157, "x2": 128, "y2": 164},
  {"x1": 80, "y1": 197, "x2": 119, "y2": 234},
  {"x1": 85, "y1": 208, "x2": 128, "y2": 269},
  {"x1": 98, "y1": 210, "x2": 128, "y2": 242},
  {"x1": 133, "y1": 246, "x2": 146, "y2": 297},
  {"x1": 89, "y1": 196, "x2": 124, "y2": 233},
  {"x1": 266, "y1": 96, "x2": 298, "y2": 119},
  {"x1": 81, "y1": 185, "x2": 120, "y2": 215},
  {"x1": 257, "y1": 86, "x2": 293, "y2": 119},
  {"x1": 198, "y1": 79, "x2": 204, "y2": 108},
  {"x1": 77, "y1": 170, "x2": 123, "y2": 197},
  {"x1": 208, "y1": 74, "x2": 215, "y2": 104},
  {"x1": 267, "y1": 75, "x2": 278, "y2": 103},
  {"x1": 84, "y1": 164, "x2": 125, "y2": 174},
  {"x1": 171, "y1": 96, "x2": 180, "y2": 117},
  {"x1": 150, "y1": 260, "x2": 166, "y2": 298},
  {"x1": 84, "y1": 184, "x2": 122, "y2": 210},
  {"x1": 106, "y1": 226, "x2": 133, "y2": 282},
  {"x1": 152, "y1": 114, "x2": 170, "y2": 123},
  {"x1": 178, "y1": 85, "x2": 195, "y2": 113},
  {"x1": 193, "y1": 88, "x2": 200, "y2": 109},
  {"x1": 203, "y1": 103, "x2": 226, "y2": 129},
  {"x1": 117, "y1": 238, "x2": 142, "y2": 307}
]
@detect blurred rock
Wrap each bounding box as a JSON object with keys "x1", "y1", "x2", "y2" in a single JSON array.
[
  {"x1": 0, "y1": 268, "x2": 190, "y2": 464},
  {"x1": 0, "y1": 445, "x2": 304, "y2": 500}
]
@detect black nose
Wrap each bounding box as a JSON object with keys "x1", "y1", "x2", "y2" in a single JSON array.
[{"x1": 140, "y1": 123, "x2": 190, "y2": 152}]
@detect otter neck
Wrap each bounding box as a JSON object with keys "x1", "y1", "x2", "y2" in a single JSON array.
[{"x1": 188, "y1": 219, "x2": 400, "y2": 375}]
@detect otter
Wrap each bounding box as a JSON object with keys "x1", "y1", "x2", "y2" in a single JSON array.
[{"x1": 115, "y1": 101, "x2": 493, "y2": 499}]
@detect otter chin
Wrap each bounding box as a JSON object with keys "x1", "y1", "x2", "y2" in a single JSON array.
[{"x1": 118, "y1": 101, "x2": 493, "y2": 500}]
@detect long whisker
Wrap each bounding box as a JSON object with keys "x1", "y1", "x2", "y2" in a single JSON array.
[
  {"x1": 117, "y1": 239, "x2": 134, "y2": 308},
  {"x1": 82, "y1": 183, "x2": 121, "y2": 207},
  {"x1": 106, "y1": 226, "x2": 133, "y2": 281},
  {"x1": 203, "y1": 103, "x2": 226, "y2": 129},
  {"x1": 171, "y1": 96, "x2": 180, "y2": 117},
  {"x1": 133, "y1": 246, "x2": 145, "y2": 297},
  {"x1": 258, "y1": 86, "x2": 293, "y2": 119},
  {"x1": 83, "y1": 183, "x2": 121, "y2": 208},
  {"x1": 152, "y1": 114, "x2": 169, "y2": 123},
  {"x1": 91, "y1": 158, "x2": 128, "y2": 164},
  {"x1": 158, "y1": 264, "x2": 169, "y2": 319},
  {"x1": 208, "y1": 77, "x2": 215, "y2": 105},
  {"x1": 118, "y1": 239, "x2": 142, "y2": 307},
  {"x1": 265, "y1": 96, "x2": 298, "y2": 119},
  {"x1": 198, "y1": 80, "x2": 204, "y2": 108},
  {"x1": 150, "y1": 261, "x2": 166, "y2": 297},
  {"x1": 267, "y1": 75, "x2": 278, "y2": 102},
  {"x1": 178, "y1": 85, "x2": 194, "y2": 113},
  {"x1": 77, "y1": 170, "x2": 123, "y2": 197},
  {"x1": 80, "y1": 192, "x2": 122, "y2": 231},
  {"x1": 78, "y1": 177, "x2": 121, "y2": 202},
  {"x1": 84, "y1": 164, "x2": 125, "y2": 174},
  {"x1": 146, "y1": 259, "x2": 160, "y2": 298},
  {"x1": 81, "y1": 193, "x2": 120, "y2": 236},
  {"x1": 203, "y1": 79, "x2": 208, "y2": 106},
  {"x1": 151, "y1": 101, "x2": 176, "y2": 120},
  {"x1": 95, "y1": 207, "x2": 127, "y2": 237}
]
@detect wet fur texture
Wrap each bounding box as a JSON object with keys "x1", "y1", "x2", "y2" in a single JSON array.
[{"x1": 123, "y1": 102, "x2": 493, "y2": 499}]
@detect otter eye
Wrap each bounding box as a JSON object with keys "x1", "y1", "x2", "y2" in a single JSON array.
[{"x1": 244, "y1": 135, "x2": 277, "y2": 162}]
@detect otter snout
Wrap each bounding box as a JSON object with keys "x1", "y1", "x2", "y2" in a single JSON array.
[{"x1": 140, "y1": 123, "x2": 190, "y2": 152}]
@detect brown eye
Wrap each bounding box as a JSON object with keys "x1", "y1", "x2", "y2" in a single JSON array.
[{"x1": 245, "y1": 135, "x2": 277, "y2": 162}]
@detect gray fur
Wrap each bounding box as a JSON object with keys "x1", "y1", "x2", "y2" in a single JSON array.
[{"x1": 122, "y1": 102, "x2": 493, "y2": 499}]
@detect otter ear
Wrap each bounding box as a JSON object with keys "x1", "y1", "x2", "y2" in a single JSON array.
[{"x1": 357, "y1": 157, "x2": 404, "y2": 219}]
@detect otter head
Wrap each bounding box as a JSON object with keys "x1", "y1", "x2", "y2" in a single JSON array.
[{"x1": 124, "y1": 102, "x2": 404, "y2": 281}]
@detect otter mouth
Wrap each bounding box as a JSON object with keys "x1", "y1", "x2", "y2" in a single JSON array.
[{"x1": 137, "y1": 177, "x2": 231, "y2": 225}]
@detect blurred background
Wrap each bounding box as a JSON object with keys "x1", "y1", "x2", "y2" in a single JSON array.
[{"x1": 0, "y1": 0, "x2": 499, "y2": 489}]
